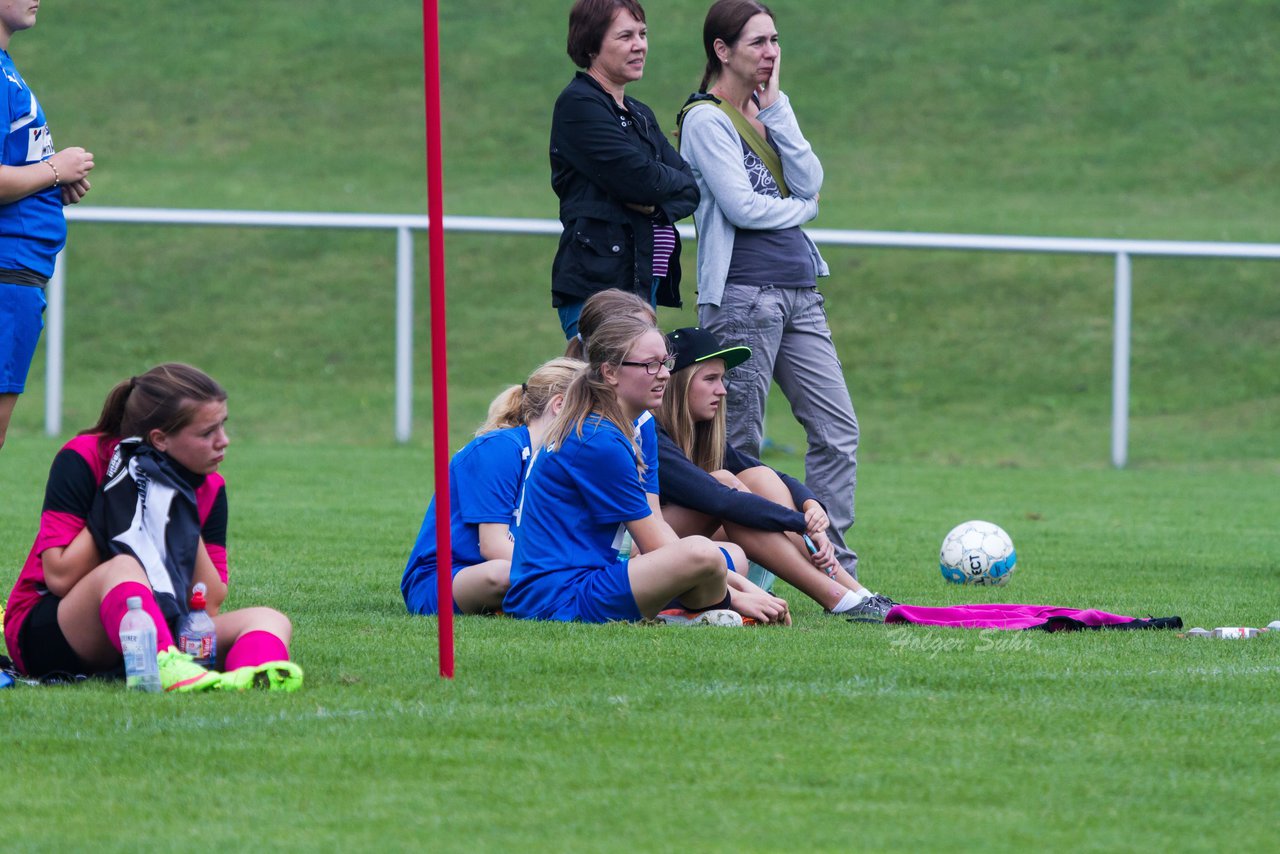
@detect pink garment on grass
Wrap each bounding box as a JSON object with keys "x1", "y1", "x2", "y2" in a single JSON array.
[{"x1": 885, "y1": 603, "x2": 1138, "y2": 631}]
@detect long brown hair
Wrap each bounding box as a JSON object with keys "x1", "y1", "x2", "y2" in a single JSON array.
[
  {"x1": 476, "y1": 357, "x2": 585, "y2": 436},
  {"x1": 542, "y1": 313, "x2": 658, "y2": 475},
  {"x1": 656, "y1": 361, "x2": 726, "y2": 472},
  {"x1": 698, "y1": 0, "x2": 774, "y2": 92},
  {"x1": 564, "y1": 288, "x2": 657, "y2": 360},
  {"x1": 80, "y1": 363, "x2": 227, "y2": 450}
]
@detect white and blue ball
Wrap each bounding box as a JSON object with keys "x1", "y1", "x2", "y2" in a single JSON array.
[{"x1": 939, "y1": 520, "x2": 1016, "y2": 586}]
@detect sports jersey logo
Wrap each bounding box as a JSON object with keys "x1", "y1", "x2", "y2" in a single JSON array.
[
  {"x1": 27, "y1": 125, "x2": 54, "y2": 162},
  {"x1": 2, "y1": 66, "x2": 21, "y2": 87}
]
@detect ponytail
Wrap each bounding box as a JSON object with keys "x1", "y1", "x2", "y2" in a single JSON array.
[
  {"x1": 477, "y1": 385, "x2": 524, "y2": 435},
  {"x1": 698, "y1": 62, "x2": 716, "y2": 94},
  {"x1": 542, "y1": 366, "x2": 638, "y2": 473},
  {"x1": 564, "y1": 335, "x2": 585, "y2": 361},
  {"x1": 477, "y1": 357, "x2": 585, "y2": 435},
  {"x1": 82, "y1": 378, "x2": 137, "y2": 442}
]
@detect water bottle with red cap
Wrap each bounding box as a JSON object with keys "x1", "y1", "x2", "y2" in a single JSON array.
[{"x1": 176, "y1": 583, "x2": 217, "y2": 669}]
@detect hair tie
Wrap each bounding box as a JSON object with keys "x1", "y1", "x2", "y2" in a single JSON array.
[
  {"x1": 521, "y1": 383, "x2": 528, "y2": 394},
  {"x1": 128, "y1": 376, "x2": 138, "y2": 389},
  {"x1": 576, "y1": 332, "x2": 584, "y2": 344}
]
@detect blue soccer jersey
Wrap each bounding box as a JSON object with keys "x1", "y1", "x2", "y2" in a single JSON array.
[
  {"x1": 401, "y1": 426, "x2": 530, "y2": 615},
  {"x1": 0, "y1": 49, "x2": 65, "y2": 279},
  {"x1": 504, "y1": 416, "x2": 651, "y2": 620}
]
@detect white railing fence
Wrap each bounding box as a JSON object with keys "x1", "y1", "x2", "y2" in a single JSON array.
[{"x1": 50, "y1": 207, "x2": 1280, "y2": 468}]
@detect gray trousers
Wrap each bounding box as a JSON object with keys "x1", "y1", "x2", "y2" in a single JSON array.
[{"x1": 699, "y1": 284, "x2": 860, "y2": 577}]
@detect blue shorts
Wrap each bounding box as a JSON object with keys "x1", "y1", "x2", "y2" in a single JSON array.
[
  {"x1": 0, "y1": 283, "x2": 46, "y2": 394},
  {"x1": 401, "y1": 562, "x2": 466, "y2": 616},
  {"x1": 550, "y1": 561, "x2": 643, "y2": 624}
]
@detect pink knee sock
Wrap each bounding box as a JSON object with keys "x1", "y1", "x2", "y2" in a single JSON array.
[
  {"x1": 224, "y1": 630, "x2": 289, "y2": 671},
  {"x1": 99, "y1": 581, "x2": 175, "y2": 653}
]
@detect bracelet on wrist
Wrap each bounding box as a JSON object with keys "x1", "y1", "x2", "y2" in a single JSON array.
[{"x1": 44, "y1": 160, "x2": 60, "y2": 187}]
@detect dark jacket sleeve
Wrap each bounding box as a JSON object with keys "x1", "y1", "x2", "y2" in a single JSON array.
[
  {"x1": 656, "y1": 427, "x2": 807, "y2": 533},
  {"x1": 636, "y1": 101, "x2": 699, "y2": 223},
  {"x1": 722, "y1": 443, "x2": 821, "y2": 513},
  {"x1": 552, "y1": 86, "x2": 698, "y2": 211}
]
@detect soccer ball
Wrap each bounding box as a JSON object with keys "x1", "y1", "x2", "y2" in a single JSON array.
[{"x1": 939, "y1": 520, "x2": 1016, "y2": 586}]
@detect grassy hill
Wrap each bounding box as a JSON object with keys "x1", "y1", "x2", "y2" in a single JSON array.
[
  {"x1": 2, "y1": 4, "x2": 1277, "y2": 850},
  {"x1": 4, "y1": 0, "x2": 1277, "y2": 465}
]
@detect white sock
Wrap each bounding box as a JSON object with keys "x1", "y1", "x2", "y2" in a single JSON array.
[{"x1": 831, "y1": 588, "x2": 873, "y2": 614}]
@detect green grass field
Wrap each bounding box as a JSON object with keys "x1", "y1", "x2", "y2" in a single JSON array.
[{"x1": 2, "y1": 1, "x2": 1277, "y2": 850}]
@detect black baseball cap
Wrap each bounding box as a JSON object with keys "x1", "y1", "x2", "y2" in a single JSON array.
[{"x1": 667, "y1": 327, "x2": 752, "y2": 373}]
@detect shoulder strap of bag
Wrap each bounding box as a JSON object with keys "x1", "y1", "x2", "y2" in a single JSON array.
[{"x1": 676, "y1": 93, "x2": 790, "y2": 199}]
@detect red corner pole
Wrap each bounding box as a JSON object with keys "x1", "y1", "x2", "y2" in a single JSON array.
[{"x1": 421, "y1": 0, "x2": 454, "y2": 678}]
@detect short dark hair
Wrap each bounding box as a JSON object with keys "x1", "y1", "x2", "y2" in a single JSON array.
[{"x1": 566, "y1": 0, "x2": 647, "y2": 69}]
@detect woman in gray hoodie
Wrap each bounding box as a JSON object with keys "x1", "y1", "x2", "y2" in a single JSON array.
[{"x1": 678, "y1": 0, "x2": 862, "y2": 579}]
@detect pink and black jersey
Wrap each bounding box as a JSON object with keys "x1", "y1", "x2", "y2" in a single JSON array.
[{"x1": 3, "y1": 434, "x2": 227, "y2": 675}]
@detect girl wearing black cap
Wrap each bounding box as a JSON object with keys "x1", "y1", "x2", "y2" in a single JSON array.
[{"x1": 656, "y1": 327, "x2": 896, "y2": 620}]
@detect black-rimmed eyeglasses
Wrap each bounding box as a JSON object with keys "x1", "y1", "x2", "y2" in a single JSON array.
[{"x1": 619, "y1": 356, "x2": 676, "y2": 375}]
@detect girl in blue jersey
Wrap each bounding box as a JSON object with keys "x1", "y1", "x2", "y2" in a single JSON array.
[
  {"x1": 505, "y1": 313, "x2": 789, "y2": 625},
  {"x1": 402, "y1": 358, "x2": 583, "y2": 616},
  {"x1": 0, "y1": 2, "x2": 95, "y2": 454},
  {"x1": 560, "y1": 289, "x2": 788, "y2": 623},
  {"x1": 565, "y1": 289, "x2": 665, "y2": 525}
]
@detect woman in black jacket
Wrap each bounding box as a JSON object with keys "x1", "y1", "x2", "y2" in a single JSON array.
[
  {"x1": 549, "y1": 0, "x2": 699, "y2": 339},
  {"x1": 656, "y1": 327, "x2": 898, "y2": 620}
]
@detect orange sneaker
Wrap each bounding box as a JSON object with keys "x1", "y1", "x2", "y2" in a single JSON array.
[{"x1": 655, "y1": 608, "x2": 744, "y2": 627}]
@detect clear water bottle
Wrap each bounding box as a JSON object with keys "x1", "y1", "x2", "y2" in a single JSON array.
[
  {"x1": 120, "y1": 596, "x2": 161, "y2": 693},
  {"x1": 177, "y1": 583, "x2": 217, "y2": 669},
  {"x1": 745, "y1": 560, "x2": 777, "y2": 593}
]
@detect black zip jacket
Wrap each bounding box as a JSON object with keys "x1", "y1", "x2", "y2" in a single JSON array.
[
  {"x1": 549, "y1": 72, "x2": 699, "y2": 308},
  {"x1": 656, "y1": 424, "x2": 819, "y2": 532}
]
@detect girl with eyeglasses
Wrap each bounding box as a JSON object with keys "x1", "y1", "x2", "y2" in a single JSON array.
[
  {"x1": 504, "y1": 313, "x2": 788, "y2": 626},
  {"x1": 565, "y1": 289, "x2": 663, "y2": 527}
]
